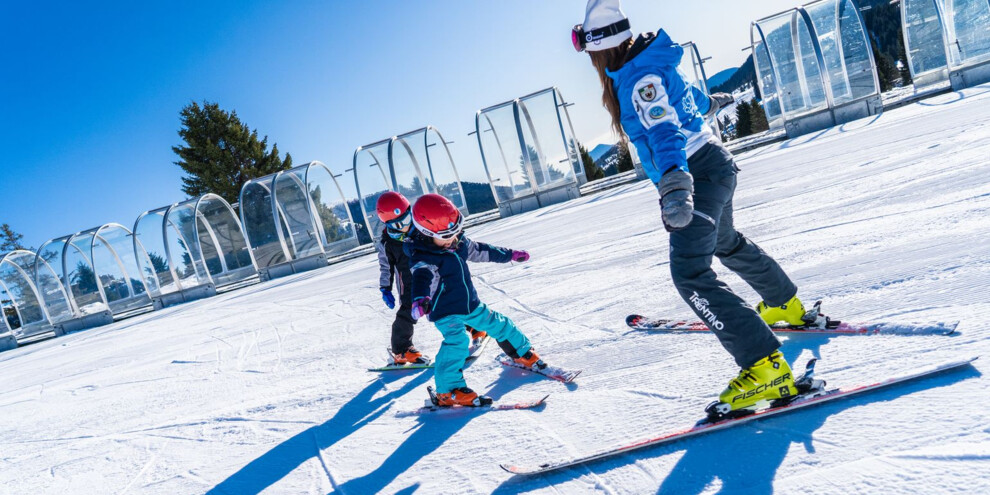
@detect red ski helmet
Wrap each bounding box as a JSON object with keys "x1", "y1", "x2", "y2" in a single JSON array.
[
  {"x1": 376, "y1": 191, "x2": 411, "y2": 227},
  {"x1": 412, "y1": 194, "x2": 463, "y2": 240}
]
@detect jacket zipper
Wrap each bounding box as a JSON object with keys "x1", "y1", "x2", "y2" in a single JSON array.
[{"x1": 452, "y1": 251, "x2": 471, "y2": 314}]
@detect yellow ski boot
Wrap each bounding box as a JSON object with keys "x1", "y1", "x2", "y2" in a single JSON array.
[
  {"x1": 756, "y1": 295, "x2": 807, "y2": 326},
  {"x1": 708, "y1": 350, "x2": 799, "y2": 418}
]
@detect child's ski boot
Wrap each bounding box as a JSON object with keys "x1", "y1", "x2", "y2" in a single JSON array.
[
  {"x1": 392, "y1": 346, "x2": 431, "y2": 365},
  {"x1": 756, "y1": 295, "x2": 808, "y2": 326},
  {"x1": 468, "y1": 327, "x2": 487, "y2": 345},
  {"x1": 428, "y1": 386, "x2": 493, "y2": 407},
  {"x1": 514, "y1": 349, "x2": 548, "y2": 371},
  {"x1": 706, "y1": 350, "x2": 799, "y2": 420}
]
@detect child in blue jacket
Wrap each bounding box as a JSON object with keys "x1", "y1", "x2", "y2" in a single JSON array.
[{"x1": 405, "y1": 194, "x2": 540, "y2": 407}]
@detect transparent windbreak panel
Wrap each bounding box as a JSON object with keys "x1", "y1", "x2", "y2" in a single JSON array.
[
  {"x1": 761, "y1": 12, "x2": 829, "y2": 118},
  {"x1": 307, "y1": 163, "x2": 358, "y2": 253},
  {"x1": 678, "y1": 45, "x2": 706, "y2": 92},
  {"x1": 274, "y1": 169, "x2": 323, "y2": 259},
  {"x1": 518, "y1": 91, "x2": 576, "y2": 192},
  {"x1": 355, "y1": 141, "x2": 393, "y2": 238},
  {"x1": 35, "y1": 240, "x2": 74, "y2": 322},
  {"x1": 0, "y1": 253, "x2": 47, "y2": 335},
  {"x1": 807, "y1": 0, "x2": 878, "y2": 106},
  {"x1": 754, "y1": 40, "x2": 785, "y2": 128},
  {"x1": 941, "y1": 0, "x2": 990, "y2": 67},
  {"x1": 390, "y1": 130, "x2": 431, "y2": 206},
  {"x1": 905, "y1": 0, "x2": 949, "y2": 78},
  {"x1": 424, "y1": 128, "x2": 467, "y2": 213},
  {"x1": 134, "y1": 209, "x2": 171, "y2": 296},
  {"x1": 165, "y1": 204, "x2": 211, "y2": 288},
  {"x1": 196, "y1": 195, "x2": 255, "y2": 286},
  {"x1": 65, "y1": 234, "x2": 108, "y2": 316},
  {"x1": 92, "y1": 226, "x2": 150, "y2": 314},
  {"x1": 478, "y1": 103, "x2": 532, "y2": 202},
  {"x1": 241, "y1": 178, "x2": 289, "y2": 269}
]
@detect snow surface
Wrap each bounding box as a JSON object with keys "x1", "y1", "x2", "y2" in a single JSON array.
[{"x1": 3, "y1": 84, "x2": 990, "y2": 495}]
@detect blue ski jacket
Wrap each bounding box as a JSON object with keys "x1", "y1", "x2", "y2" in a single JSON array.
[
  {"x1": 405, "y1": 233, "x2": 514, "y2": 322},
  {"x1": 606, "y1": 30, "x2": 717, "y2": 183}
]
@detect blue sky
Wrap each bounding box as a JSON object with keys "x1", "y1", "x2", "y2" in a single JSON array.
[{"x1": 1, "y1": 0, "x2": 798, "y2": 249}]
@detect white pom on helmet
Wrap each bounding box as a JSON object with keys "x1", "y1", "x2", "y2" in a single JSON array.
[{"x1": 578, "y1": 0, "x2": 632, "y2": 52}]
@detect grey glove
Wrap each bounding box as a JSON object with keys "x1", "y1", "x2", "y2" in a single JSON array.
[
  {"x1": 657, "y1": 169, "x2": 695, "y2": 232},
  {"x1": 704, "y1": 93, "x2": 734, "y2": 118}
]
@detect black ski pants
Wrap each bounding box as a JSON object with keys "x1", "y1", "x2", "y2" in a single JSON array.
[
  {"x1": 391, "y1": 297, "x2": 417, "y2": 354},
  {"x1": 669, "y1": 142, "x2": 797, "y2": 369}
]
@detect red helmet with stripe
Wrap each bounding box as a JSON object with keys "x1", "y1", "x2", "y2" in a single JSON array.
[
  {"x1": 412, "y1": 194, "x2": 462, "y2": 239},
  {"x1": 376, "y1": 191, "x2": 411, "y2": 223}
]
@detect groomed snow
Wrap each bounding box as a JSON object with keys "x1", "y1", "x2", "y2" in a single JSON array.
[{"x1": 3, "y1": 84, "x2": 990, "y2": 494}]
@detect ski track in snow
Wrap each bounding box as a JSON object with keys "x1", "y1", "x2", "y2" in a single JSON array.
[{"x1": 2, "y1": 85, "x2": 990, "y2": 494}]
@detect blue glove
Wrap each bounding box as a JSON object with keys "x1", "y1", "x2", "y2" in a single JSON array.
[{"x1": 380, "y1": 288, "x2": 395, "y2": 309}]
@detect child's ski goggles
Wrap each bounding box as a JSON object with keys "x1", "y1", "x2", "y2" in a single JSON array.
[{"x1": 386, "y1": 210, "x2": 412, "y2": 232}]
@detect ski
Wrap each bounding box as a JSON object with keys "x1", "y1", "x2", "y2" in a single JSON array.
[
  {"x1": 496, "y1": 354, "x2": 582, "y2": 383},
  {"x1": 500, "y1": 356, "x2": 977, "y2": 475},
  {"x1": 627, "y1": 301, "x2": 958, "y2": 336},
  {"x1": 396, "y1": 392, "x2": 549, "y2": 417},
  {"x1": 367, "y1": 337, "x2": 491, "y2": 372}
]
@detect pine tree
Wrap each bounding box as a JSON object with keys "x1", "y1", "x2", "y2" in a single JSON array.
[
  {"x1": 576, "y1": 143, "x2": 604, "y2": 182},
  {"x1": 173, "y1": 101, "x2": 292, "y2": 205},
  {"x1": 0, "y1": 224, "x2": 26, "y2": 252},
  {"x1": 750, "y1": 100, "x2": 770, "y2": 133},
  {"x1": 735, "y1": 100, "x2": 754, "y2": 138},
  {"x1": 872, "y1": 41, "x2": 898, "y2": 92},
  {"x1": 615, "y1": 141, "x2": 634, "y2": 173}
]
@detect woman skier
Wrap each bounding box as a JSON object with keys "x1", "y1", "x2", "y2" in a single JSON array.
[
  {"x1": 405, "y1": 193, "x2": 547, "y2": 407},
  {"x1": 573, "y1": 0, "x2": 809, "y2": 414}
]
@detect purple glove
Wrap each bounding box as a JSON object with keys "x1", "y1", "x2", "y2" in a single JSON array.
[
  {"x1": 411, "y1": 298, "x2": 431, "y2": 320},
  {"x1": 511, "y1": 250, "x2": 530, "y2": 262}
]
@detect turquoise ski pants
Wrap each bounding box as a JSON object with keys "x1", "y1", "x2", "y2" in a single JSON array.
[{"x1": 432, "y1": 302, "x2": 531, "y2": 394}]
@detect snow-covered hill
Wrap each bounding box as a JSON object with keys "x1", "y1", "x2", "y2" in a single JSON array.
[{"x1": 2, "y1": 84, "x2": 990, "y2": 494}]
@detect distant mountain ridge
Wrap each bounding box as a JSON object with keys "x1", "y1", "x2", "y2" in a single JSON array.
[
  {"x1": 711, "y1": 55, "x2": 755, "y2": 94},
  {"x1": 706, "y1": 68, "x2": 738, "y2": 90}
]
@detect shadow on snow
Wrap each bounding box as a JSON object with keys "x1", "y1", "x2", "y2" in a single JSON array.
[{"x1": 492, "y1": 337, "x2": 979, "y2": 495}]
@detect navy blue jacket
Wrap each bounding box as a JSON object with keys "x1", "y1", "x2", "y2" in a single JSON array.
[{"x1": 404, "y1": 232, "x2": 514, "y2": 321}]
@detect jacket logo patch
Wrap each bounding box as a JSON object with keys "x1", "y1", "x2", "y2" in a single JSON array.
[
  {"x1": 649, "y1": 106, "x2": 666, "y2": 120},
  {"x1": 638, "y1": 83, "x2": 657, "y2": 102}
]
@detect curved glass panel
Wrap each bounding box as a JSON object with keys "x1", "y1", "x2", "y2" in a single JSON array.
[
  {"x1": 806, "y1": 0, "x2": 878, "y2": 105},
  {"x1": 390, "y1": 130, "x2": 431, "y2": 206},
  {"x1": 274, "y1": 168, "x2": 323, "y2": 259},
  {"x1": 753, "y1": 38, "x2": 785, "y2": 129},
  {"x1": 904, "y1": 0, "x2": 949, "y2": 79},
  {"x1": 34, "y1": 239, "x2": 74, "y2": 322},
  {"x1": 194, "y1": 194, "x2": 256, "y2": 286},
  {"x1": 91, "y1": 225, "x2": 151, "y2": 314},
  {"x1": 759, "y1": 11, "x2": 829, "y2": 118},
  {"x1": 134, "y1": 208, "x2": 171, "y2": 296},
  {"x1": 942, "y1": 0, "x2": 990, "y2": 68},
  {"x1": 306, "y1": 162, "x2": 359, "y2": 254},
  {"x1": 477, "y1": 102, "x2": 532, "y2": 202},
  {"x1": 354, "y1": 140, "x2": 394, "y2": 238},
  {"x1": 517, "y1": 90, "x2": 577, "y2": 193},
  {"x1": 165, "y1": 204, "x2": 211, "y2": 289},
  {"x1": 424, "y1": 128, "x2": 467, "y2": 213},
  {"x1": 64, "y1": 233, "x2": 108, "y2": 316},
  {"x1": 0, "y1": 252, "x2": 50, "y2": 337},
  {"x1": 240, "y1": 176, "x2": 290, "y2": 269}
]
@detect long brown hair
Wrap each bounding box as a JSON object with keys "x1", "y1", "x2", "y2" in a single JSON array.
[{"x1": 589, "y1": 38, "x2": 633, "y2": 140}]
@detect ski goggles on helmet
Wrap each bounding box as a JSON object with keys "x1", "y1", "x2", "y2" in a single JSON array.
[
  {"x1": 385, "y1": 210, "x2": 412, "y2": 232},
  {"x1": 571, "y1": 19, "x2": 631, "y2": 52},
  {"x1": 414, "y1": 214, "x2": 463, "y2": 241}
]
